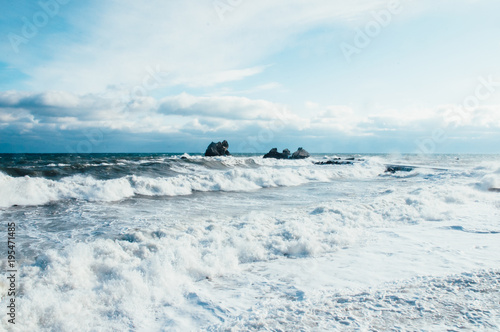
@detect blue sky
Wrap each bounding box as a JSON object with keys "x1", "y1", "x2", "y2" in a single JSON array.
[{"x1": 1, "y1": 0, "x2": 500, "y2": 153}]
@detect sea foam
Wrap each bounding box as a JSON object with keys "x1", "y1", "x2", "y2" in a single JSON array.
[
  {"x1": 1, "y1": 154, "x2": 499, "y2": 331},
  {"x1": 0, "y1": 160, "x2": 384, "y2": 207}
]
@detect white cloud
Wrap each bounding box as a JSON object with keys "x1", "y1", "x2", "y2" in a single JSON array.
[
  {"x1": 2, "y1": 0, "x2": 399, "y2": 93},
  {"x1": 182, "y1": 66, "x2": 268, "y2": 87},
  {"x1": 2, "y1": 90, "x2": 500, "y2": 145},
  {"x1": 3, "y1": 89, "x2": 500, "y2": 126},
  {"x1": 158, "y1": 93, "x2": 294, "y2": 121},
  {"x1": 221, "y1": 82, "x2": 285, "y2": 96}
]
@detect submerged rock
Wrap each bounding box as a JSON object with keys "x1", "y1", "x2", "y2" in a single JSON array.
[
  {"x1": 263, "y1": 148, "x2": 291, "y2": 159},
  {"x1": 315, "y1": 160, "x2": 353, "y2": 165},
  {"x1": 315, "y1": 157, "x2": 365, "y2": 165},
  {"x1": 385, "y1": 165, "x2": 415, "y2": 173},
  {"x1": 291, "y1": 147, "x2": 310, "y2": 159},
  {"x1": 205, "y1": 140, "x2": 231, "y2": 157}
]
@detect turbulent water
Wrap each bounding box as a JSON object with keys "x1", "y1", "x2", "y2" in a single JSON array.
[{"x1": 0, "y1": 153, "x2": 499, "y2": 331}]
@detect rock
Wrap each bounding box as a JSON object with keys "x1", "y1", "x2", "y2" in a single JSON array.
[
  {"x1": 291, "y1": 147, "x2": 310, "y2": 159},
  {"x1": 263, "y1": 148, "x2": 291, "y2": 159},
  {"x1": 315, "y1": 160, "x2": 353, "y2": 165},
  {"x1": 204, "y1": 140, "x2": 231, "y2": 157},
  {"x1": 488, "y1": 188, "x2": 500, "y2": 192},
  {"x1": 385, "y1": 165, "x2": 415, "y2": 173}
]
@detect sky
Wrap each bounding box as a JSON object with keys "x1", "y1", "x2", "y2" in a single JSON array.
[{"x1": 0, "y1": 0, "x2": 500, "y2": 153}]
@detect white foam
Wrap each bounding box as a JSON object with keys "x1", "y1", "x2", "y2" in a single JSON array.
[
  {"x1": 47, "y1": 163, "x2": 71, "y2": 167},
  {"x1": 210, "y1": 271, "x2": 500, "y2": 331},
  {"x1": 3, "y1": 177, "x2": 499, "y2": 330},
  {"x1": 0, "y1": 204, "x2": 365, "y2": 330},
  {"x1": 2, "y1": 154, "x2": 500, "y2": 330},
  {"x1": 0, "y1": 160, "x2": 385, "y2": 207},
  {"x1": 477, "y1": 173, "x2": 500, "y2": 191}
]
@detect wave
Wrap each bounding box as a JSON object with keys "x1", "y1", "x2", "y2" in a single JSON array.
[
  {"x1": 3, "y1": 188, "x2": 499, "y2": 330},
  {"x1": 2, "y1": 155, "x2": 500, "y2": 330},
  {"x1": 0, "y1": 202, "x2": 364, "y2": 330},
  {"x1": 2, "y1": 154, "x2": 498, "y2": 208},
  {"x1": 475, "y1": 168, "x2": 500, "y2": 192},
  {"x1": 0, "y1": 162, "x2": 384, "y2": 208},
  {"x1": 0, "y1": 155, "x2": 313, "y2": 181}
]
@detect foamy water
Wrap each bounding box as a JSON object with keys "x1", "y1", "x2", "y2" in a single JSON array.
[{"x1": 0, "y1": 153, "x2": 499, "y2": 331}]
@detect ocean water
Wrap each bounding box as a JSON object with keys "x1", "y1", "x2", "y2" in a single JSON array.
[{"x1": 0, "y1": 153, "x2": 499, "y2": 331}]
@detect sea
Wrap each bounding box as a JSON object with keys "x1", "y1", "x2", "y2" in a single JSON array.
[{"x1": 0, "y1": 153, "x2": 499, "y2": 331}]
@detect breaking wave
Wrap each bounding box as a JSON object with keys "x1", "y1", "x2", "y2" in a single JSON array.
[{"x1": 0, "y1": 160, "x2": 384, "y2": 208}]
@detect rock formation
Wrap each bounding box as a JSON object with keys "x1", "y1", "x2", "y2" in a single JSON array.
[
  {"x1": 204, "y1": 140, "x2": 231, "y2": 156},
  {"x1": 263, "y1": 148, "x2": 291, "y2": 159},
  {"x1": 290, "y1": 147, "x2": 310, "y2": 159}
]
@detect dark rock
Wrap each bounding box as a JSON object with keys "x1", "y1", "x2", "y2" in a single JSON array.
[
  {"x1": 346, "y1": 157, "x2": 355, "y2": 161},
  {"x1": 385, "y1": 165, "x2": 415, "y2": 173},
  {"x1": 263, "y1": 148, "x2": 291, "y2": 159},
  {"x1": 204, "y1": 140, "x2": 231, "y2": 157},
  {"x1": 488, "y1": 188, "x2": 500, "y2": 192},
  {"x1": 291, "y1": 147, "x2": 310, "y2": 159},
  {"x1": 315, "y1": 160, "x2": 353, "y2": 165}
]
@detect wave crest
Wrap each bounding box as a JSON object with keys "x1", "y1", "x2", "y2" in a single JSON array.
[{"x1": 0, "y1": 162, "x2": 383, "y2": 207}]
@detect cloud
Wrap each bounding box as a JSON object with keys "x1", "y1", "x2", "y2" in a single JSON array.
[
  {"x1": 0, "y1": 90, "x2": 303, "y2": 136},
  {"x1": 158, "y1": 93, "x2": 292, "y2": 120},
  {"x1": 218, "y1": 82, "x2": 285, "y2": 96},
  {"x1": 1, "y1": 0, "x2": 499, "y2": 153},
  {"x1": 182, "y1": 66, "x2": 268, "y2": 87},
  {"x1": 1, "y1": 0, "x2": 398, "y2": 93},
  {"x1": 0, "y1": 90, "x2": 79, "y2": 111},
  {"x1": 2, "y1": 89, "x2": 500, "y2": 152}
]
